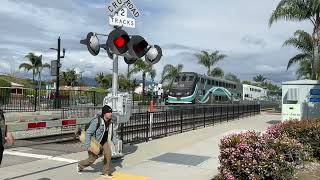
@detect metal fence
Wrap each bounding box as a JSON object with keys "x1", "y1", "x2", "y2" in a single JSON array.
[
  {"x1": 0, "y1": 88, "x2": 107, "y2": 112},
  {"x1": 119, "y1": 104, "x2": 260, "y2": 144}
]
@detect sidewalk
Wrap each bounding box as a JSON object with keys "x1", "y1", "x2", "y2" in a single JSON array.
[{"x1": 0, "y1": 112, "x2": 280, "y2": 180}]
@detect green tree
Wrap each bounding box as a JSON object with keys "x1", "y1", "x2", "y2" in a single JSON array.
[
  {"x1": 95, "y1": 73, "x2": 105, "y2": 87},
  {"x1": 35, "y1": 55, "x2": 50, "y2": 90},
  {"x1": 242, "y1": 80, "x2": 252, "y2": 85},
  {"x1": 253, "y1": 74, "x2": 267, "y2": 85},
  {"x1": 61, "y1": 69, "x2": 78, "y2": 87},
  {"x1": 225, "y1": 73, "x2": 240, "y2": 83},
  {"x1": 282, "y1": 30, "x2": 320, "y2": 79},
  {"x1": 296, "y1": 59, "x2": 312, "y2": 79},
  {"x1": 269, "y1": 0, "x2": 320, "y2": 79},
  {"x1": 129, "y1": 59, "x2": 155, "y2": 103},
  {"x1": 210, "y1": 67, "x2": 224, "y2": 78},
  {"x1": 161, "y1": 64, "x2": 183, "y2": 89},
  {"x1": 19, "y1": 53, "x2": 41, "y2": 86},
  {"x1": 195, "y1": 50, "x2": 227, "y2": 75}
]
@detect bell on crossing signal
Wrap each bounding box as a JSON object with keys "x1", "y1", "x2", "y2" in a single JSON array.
[
  {"x1": 145, "y1": 45, "x2": 162, "y2": 65},
  {"x1": 127, "y1": 35, "x2": 149, "y2": 58},
  {"x1": 80, "y1": 32, "x2": 100, "y2": 56},
  {"x1": 107, "y1": 28, "x2": 130, "y2": 55}
]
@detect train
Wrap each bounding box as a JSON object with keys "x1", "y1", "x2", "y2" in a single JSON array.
[{"x1": 167, "y1": 72, "x2": 271, "y2": 104}]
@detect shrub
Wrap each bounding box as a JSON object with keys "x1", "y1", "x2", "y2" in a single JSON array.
[
  {"x1": 267, "y1": 119, "x2": 320, "y2": 159},
  {"x1": 218, "y1": 131, "x2": 308, "y2": 180}
]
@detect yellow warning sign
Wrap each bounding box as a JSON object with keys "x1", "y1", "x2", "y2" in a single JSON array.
[{"x1": 96, "y1": 172, "x2": 150, "y2": 180}]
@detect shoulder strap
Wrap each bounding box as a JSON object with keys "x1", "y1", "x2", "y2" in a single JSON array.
[{"x1": 96, "y1": 116, "x2": 101, "y2": 132}]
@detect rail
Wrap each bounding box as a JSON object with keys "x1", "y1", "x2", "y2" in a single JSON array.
[{"x1": 7, "y1": 104, "x2": 261, "y2": 146}]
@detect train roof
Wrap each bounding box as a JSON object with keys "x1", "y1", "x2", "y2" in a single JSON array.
[{"x1": 177, "y1": 72, "x2": 238, "y2": 84}]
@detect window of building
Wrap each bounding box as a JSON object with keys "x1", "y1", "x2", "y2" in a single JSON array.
[
  {"x1": 174, "y1": 76, "x2": 180, "y2": 82},
  {"x1": 188, "y1": 76, "x2": 194, "y2": 81},
  {"x1": 181, "y1": 76, "x2": 187, "y2": 81}
]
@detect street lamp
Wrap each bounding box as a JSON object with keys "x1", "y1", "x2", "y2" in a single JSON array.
[{"x1": 50, "y1": 36, "x2": 66, "y2": 108}]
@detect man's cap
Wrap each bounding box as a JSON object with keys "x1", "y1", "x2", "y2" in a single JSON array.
[{"x1": 102, "y1": 105, "x2": 112, "y2": 115}]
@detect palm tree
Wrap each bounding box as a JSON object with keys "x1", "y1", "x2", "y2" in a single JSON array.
[
  {"x1": 210, "y1": 67, "x2": 224, "y2": 78},
  {"x1": 195, "y1": 50, "x2": 227, "y2": 75},
  {"x1": 35, "y1": 55, "x2": 50, "y2": 90},
  {"x1": 61, "y1": 69, "x2": 78, "y2": 87},
  {"x1": 296, "y1": 59, "x2": 312, "y2": 79},
  {"x1": 269, "y1": 0, "x2": 320, "y2": 79},
  {"x1": 161, "y1": 64, "x2": 184, "y2": 89},
  {"x1": 253, "y1": 74, "x2": 267, "y2": 86},
  {"x1": 129, "y1": 59, "x2": 154, "y2": 103},
  {"x1": 19, "y1": 53, "x2": 40, "y2": 86},
  {"x1": 225, "y1": 73, "x2": 240, "y2": 83},
  {"x1": 283, "y1": 30, "x2": 316, "y2": 79},
  {"x1": 95, "y1": 73, "x2": 105, "y2": 87}
]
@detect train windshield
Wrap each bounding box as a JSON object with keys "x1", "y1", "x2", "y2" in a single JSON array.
[{"x1": 172, "y1": 75, "x2": 195, "y2": 88}]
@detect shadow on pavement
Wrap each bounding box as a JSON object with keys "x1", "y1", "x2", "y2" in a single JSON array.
[
  {"x1": 85, "y1": 145, "x2": 138, "y2": 174},
  {"x1": 266, "y1": 120, "x2": 281, "y2": 125}
]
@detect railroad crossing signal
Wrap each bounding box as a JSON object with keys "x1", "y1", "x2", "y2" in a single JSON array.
[
  {"x1": 80, "y1": 28, "x2": 162, "y2": 65},
  {"x1": 106, "y1": 28, "x2": 130, "y2": 55},
  {"x1": 80, "y1": 32, "x2": 100, "y2": 56}
]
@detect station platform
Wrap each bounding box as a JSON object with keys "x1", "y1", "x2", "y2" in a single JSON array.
[{"x1": 0, "y1": 112, "x2": 280, "y2": 180}]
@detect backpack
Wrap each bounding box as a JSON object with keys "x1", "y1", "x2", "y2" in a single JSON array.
[{"x1": 84, "y1": 115, "x2": 101, "y2": 135}]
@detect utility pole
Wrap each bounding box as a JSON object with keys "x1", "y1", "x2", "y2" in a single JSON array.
[{"x1": 50, "y1": 36, "x2": 65, "y2": 108}]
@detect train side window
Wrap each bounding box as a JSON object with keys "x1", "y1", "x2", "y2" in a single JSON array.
[
  {"x1": 216, "y1": 81, "x2": 219, "y2": 86},
  {"x1": 181, "y1": 76, "x2": 187, "y2": 81},
  {"x1": 207, "y1": 80, "x2": 211, "y2": 85}
]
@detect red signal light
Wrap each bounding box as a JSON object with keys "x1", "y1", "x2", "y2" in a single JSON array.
[{"x1": 114, "y1": 36, "x2": 126, "y2": 48}]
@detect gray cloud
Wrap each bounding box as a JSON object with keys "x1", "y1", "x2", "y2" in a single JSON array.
[
  {"x1": 241, "y1": 35, "x2": 267, "y2": 48},
  {"x1": 0, "y1": 0, "x2": 313, "y2": 85}
]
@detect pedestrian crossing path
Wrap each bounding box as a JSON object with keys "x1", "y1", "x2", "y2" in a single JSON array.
[{"x1": 96, "y1": 172, "x2": 149, "y2": 180}]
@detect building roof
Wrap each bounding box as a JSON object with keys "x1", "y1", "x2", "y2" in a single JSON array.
[
  {"x1": 10, "y1": 82, "x2": 24, "y2": 87},
  {"x1": 282, "y1": 80, "x2": 320, "y2": 85}
]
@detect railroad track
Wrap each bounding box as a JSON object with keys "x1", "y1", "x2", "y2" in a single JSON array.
[
  {"x1": 6, "y1": 133, "x2": 78, "y2": 149},
  {"x1": 8, "y1": 107, "x2": 270, "y2": 146}
]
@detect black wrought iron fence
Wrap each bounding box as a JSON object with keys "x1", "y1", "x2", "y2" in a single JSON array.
[
  {"x1": 0, "y1": 88, "x2": 107, "y2": 112},
  {"x1": 120, "y1": 104, "x2": 260, "y2": 144}
]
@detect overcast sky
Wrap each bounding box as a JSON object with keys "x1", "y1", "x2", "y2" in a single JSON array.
[{"x1": 0, "y1": 0, "x2": 313, "y2": 84}]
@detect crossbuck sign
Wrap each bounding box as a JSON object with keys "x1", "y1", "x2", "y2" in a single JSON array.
[
  {"x1": 107, "y1": 0, "x2": 141, "y2": 19},
  {"x1": 109, "y1": 8, "x2": 135, "y2": 28}
]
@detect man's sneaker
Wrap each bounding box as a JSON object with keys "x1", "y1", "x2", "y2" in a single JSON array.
[
  {"x1": 76, "y1": 164, "x2": 83, "y2": 174},
  {"x1": 101, "y1": 174, "x2": 112, "y2": 179}
]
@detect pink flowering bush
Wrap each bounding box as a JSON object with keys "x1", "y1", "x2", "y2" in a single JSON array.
[
  {"x1": 267, "y1": 119, "x2": 320, "y2": 159},
  {"x1": 217, "y1": 131, "x2": 308, "y2": 180}
]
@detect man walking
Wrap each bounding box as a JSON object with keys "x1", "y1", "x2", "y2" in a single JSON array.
[
  {"x1": 0, "y1": 109, "x2": 5, "y2": 165},
  {"x1": 78, "y1": 105, "x2": 113, "y2": 179}
]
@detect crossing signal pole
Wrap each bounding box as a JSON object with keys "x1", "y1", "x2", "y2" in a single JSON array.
[{"x1": 80, "y1": 1, "x2": 163, "y2": 158}]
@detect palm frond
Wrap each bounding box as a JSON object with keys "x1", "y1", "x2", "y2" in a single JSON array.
[
  {"x1": 282, "y1": 30, "x2": 313, "y2": 53},
  {"x1": 287, "y1": 53, "x2": 311, "y2": 70},
  {"x1": 269, "y1": 0, "x2": 311, "y2": 27},
  {"x1": 18, "y1": 63, "x2": 33, "y2": 71}
]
